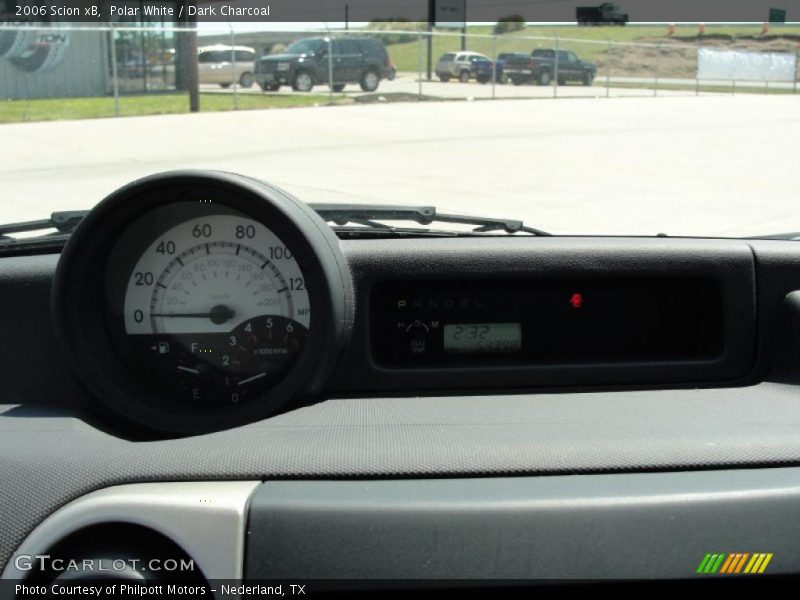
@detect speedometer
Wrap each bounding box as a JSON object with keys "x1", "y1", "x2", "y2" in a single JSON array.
[
  {"x1": 123, "y1": 214, "x2": 311, "y2": 406},
  {"x1": 53, "y1": 171, "x2": 353, "y2": 435}
]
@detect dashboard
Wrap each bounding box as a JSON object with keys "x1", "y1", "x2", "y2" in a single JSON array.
[
  {"x1": 46, "y1": 171, "x2": 759, "y2": 435},
  {"x1": 3, "y1": 170, "x2": 800, "y2": 591}
]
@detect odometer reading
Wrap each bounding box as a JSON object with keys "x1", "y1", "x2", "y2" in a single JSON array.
[
  {"x1": 122, "y1": 214, "x2": 310, "y2": 405},
  {"x1": 443, "y1": 322, "x2": 522, "y2": 354}
]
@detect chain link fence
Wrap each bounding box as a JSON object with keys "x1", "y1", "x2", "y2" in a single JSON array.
[{"x1": 1, "y1": 23, "x2": 798, "y2": 121}]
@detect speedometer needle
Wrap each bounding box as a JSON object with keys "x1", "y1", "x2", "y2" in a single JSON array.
[
  {"x1": 151, "y1": 304, "x2": 235, "y2": 325},
  {"x1": 151, "y1": 313, "x2": 222, "y2": 317}
]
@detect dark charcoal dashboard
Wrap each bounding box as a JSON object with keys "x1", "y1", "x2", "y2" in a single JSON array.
[{"x1": 3, "y1": 171, "x2": 800, "y2": 589}]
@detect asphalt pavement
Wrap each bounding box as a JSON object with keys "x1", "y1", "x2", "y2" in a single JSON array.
[
  {"x1": 1, "y1": 94, "x2": 798, "y2": 238},
  {"x1": 201, "y1": 72, "x2": 797, "y2": 99},
  {"x1": 202, "y1": 73, "x2": 688, "y2": 99}
]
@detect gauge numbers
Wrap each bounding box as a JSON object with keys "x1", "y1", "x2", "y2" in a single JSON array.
[{"x1": 123, "y1": 214, "x2": 310, "y2": 405}]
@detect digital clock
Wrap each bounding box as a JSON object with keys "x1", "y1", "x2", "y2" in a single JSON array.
[
  {"x1": 373, "y1": 279, "x2": 724, "y2": 366},
  {"x1": 443, "y1": 323, "x2": 522, "y2": 354}
]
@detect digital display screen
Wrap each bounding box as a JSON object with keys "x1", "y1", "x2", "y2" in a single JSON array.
[
  {"x1": 443, "y1": 323, "x2": 522, "y2": 353},
  {"x1": 372, "y1": 278, "x2": 724, "y2": 366}
]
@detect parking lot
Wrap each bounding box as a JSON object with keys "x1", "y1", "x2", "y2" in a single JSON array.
[
  {"x1": 2, "y1": 93, "x2": 798, "y2": 238},
  {"x1": 201, "y1": 72, "x2": 724, "y2": 99}
]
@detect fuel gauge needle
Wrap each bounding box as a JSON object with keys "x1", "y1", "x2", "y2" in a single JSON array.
[
  {"x1": 238, "y1": 372, "x2": 267, "y2": 386},
  {"x1": 177, "y1": 366, "x2": 200, "y2": 375}
]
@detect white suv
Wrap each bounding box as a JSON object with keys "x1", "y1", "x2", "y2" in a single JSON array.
[
  {"x1": 435, "y1": 51, "x2": 490, "y2": 83},
  {"x1": 198, "y1": 45, "x2": 256, "y2": 88}
]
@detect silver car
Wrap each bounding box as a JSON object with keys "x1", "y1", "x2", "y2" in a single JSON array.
[
  {"x1": 197, "y1": 45, "x2": 257, "y2": 89},
  {"x1": 435, "y1": 51, "x2": 490, "y2": 83}
]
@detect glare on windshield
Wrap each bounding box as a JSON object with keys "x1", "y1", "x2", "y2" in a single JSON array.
[{"x1": 284, "y1": 40, "x2": 324, "y2": 55}]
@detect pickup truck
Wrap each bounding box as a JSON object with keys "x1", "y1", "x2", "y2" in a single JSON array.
[
  {"x1": 472, "y1": 54, "x2": 525, "y2": 84},
  {"x1": 503, "y1": 49, "x2": 597, "y2": 86},
  {"x1": 576, "y1": 2, "x2": 629, "y2": 25}
]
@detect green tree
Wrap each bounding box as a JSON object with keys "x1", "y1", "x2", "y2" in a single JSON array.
[{"x1": 493, "y1": 15, "x2": 525, "y2": 35}]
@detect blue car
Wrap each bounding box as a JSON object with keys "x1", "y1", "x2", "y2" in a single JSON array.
[{"x1": 471, "y1": 57, "x2": 501, "y2": 84}]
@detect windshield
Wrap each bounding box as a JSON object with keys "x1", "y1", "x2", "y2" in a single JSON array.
[
  {"x1": 283, "y1": 39, "x2": 324, "y2": 55},
  {"x1": 0, "y1": 5, "x2": 798, "y2": 239}
]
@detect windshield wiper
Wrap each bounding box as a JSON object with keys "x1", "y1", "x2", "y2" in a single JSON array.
[
  {"x1": 0, "y1": 210, "x2": 88, "y2": 241},
  {"x1": 309, "y1": 204, "x2": 550, "y2": 237},
  {"x1": 746, "y1": 232, "x2": 800, "y2": 241},
  {"x1": 0, "y1": 204, "x2": 548, "y2": 247}
]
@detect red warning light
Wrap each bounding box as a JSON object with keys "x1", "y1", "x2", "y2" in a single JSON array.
[{"x1": 569, "y1": 293, "x2": 583, "y2": 309}]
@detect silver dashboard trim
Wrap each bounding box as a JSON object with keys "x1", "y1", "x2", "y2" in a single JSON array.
[{"x1": 1, "y1": 481, "x2": 261, "y2": 596}]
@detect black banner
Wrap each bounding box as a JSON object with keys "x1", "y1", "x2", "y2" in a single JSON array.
[
  {"x1": 3, "y1": 578, "x2": 800, "y2": 599},
  {"x1": 0, "y1": 0, "x2": 797, "y2": 24}
]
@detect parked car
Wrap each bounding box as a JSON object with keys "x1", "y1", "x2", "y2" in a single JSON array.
[
  {"x1": 471, "y1": 57, "x2": 499, "y2": 84},
  {"x1": 435, "y1": 51, "x2": 491, "y2": 83},
  {"x1": 255, "y1": 37, "x2": 393, "y2": 92},
  {"x1": 197, "y1": 45, "x2": 256, "y2": 88},
  {"x1": 503, "y1": 49, "x2": 597, "y2": 86}
]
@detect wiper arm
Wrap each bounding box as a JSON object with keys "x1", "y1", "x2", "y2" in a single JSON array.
[
  {"x1": 0, "y1": 204, "x2": 549, "y2": 244},
  {"x1": 309, "y1": 204, "x2": 550, "y2": 236},
  {"x1": 0, "y1": 210, "x2": 88, "y2": 240}
]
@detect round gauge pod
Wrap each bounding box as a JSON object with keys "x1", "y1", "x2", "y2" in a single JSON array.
[{"x1": 52, "y1": 171, "x2": 353, "y2": 435}]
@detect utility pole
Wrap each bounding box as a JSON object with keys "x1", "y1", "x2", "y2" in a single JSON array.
[
  {"x1": 178, "y1": 0, "x2": 199, "y2": 113},
  {"x1": 345, "y1": 4, "x2": 349, "y2": 30},
  {"x1": 427, "y1": 0, "x2": 434, "y2": 80},
  {"x1": 460, "y1": 0, "x2": 466, "y2": 51}
]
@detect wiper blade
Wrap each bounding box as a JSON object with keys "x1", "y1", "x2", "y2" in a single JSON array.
[
  {"x1": 745, "y1": 232, "x2": 800, "y2": 241},
  {"x1": 0, "y1": 204, "x2": 548, "y2": 245},
  {"x1": 0, "y1": 210, "x2": 88, "y2": 240},
  {"x1": 309, "y1": 204, "x2": 550, "y2": 236},
  {"x1": 324, "y1": 226, "x2": 500, "y2": 238}
]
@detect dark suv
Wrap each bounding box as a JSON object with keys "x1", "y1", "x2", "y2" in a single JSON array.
[{"x1": 255, "y1": 37, "x2": 394, "y2": 93}]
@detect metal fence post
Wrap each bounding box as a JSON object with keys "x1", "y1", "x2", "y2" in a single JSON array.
[
  {"x1": 694, "y1": 46, "x2": 699, "y2": 96},
  {"x1": 327, "y1": 35, "x2": 334, "y2": 105},
  {"x1": 110, "y1": 24, "x2": 120, "y2": 117},
  {"x1": 605, "y1": 40, "x2": 611, "y2": 97},
  {"x1": 553, "y1": 36, "x2": 559, "y2": 98},
  {"x1": 654, "y1": 44, "x2": 661, "y2": 97},
  {"x1": 426, "y1": 23, "x2": 433, "y2": 80},
  {"x1": 417, "y1": 33, "x2": 423, "y2": 98},
  {"x1": 491, "y1": 34, "x2": 497, "y2": 99},
  {"x1": 230, "y1": 27, "x2": 238, "y2": 110}
]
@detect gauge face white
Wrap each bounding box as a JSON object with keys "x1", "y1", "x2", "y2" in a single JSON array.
[
  {"x1": 120, "y1": 213, "x2": 312, "y2": 406},
  {"x1": 124, "y1": 215, "x2": 310, "y2": 335}
]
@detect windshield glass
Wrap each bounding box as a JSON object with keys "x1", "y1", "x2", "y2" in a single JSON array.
[
  {"x1": 0, "y1": 3, "x2": 798, "y2": 239},
  {"x1": 283, "y1": 39, "x2": 324, "y2": 55}
]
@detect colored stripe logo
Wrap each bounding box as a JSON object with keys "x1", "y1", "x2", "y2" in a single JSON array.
[{"x1": 697, "y1": 553, "x2": 773, "y2": 574}]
